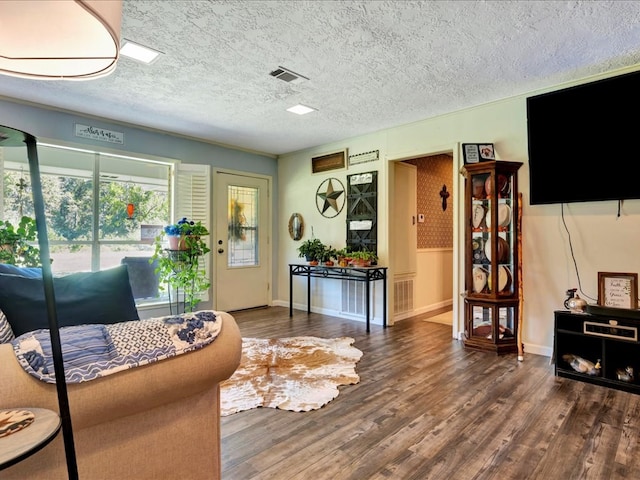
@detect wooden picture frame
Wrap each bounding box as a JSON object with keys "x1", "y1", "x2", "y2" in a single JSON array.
[
  {"x1": 598, "y1": 272, "x2": 638, "y2": 309},
  {"x1": 311, "y1": 149, "x2": 347, "y2": 174},
  {"x1": 462, "y1": 143, "x2": 495, "y2": 164}
]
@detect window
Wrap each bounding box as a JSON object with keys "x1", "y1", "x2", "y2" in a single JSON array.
[{"x1": 1, "y1": 142, "x2": 173, "y2": 304}]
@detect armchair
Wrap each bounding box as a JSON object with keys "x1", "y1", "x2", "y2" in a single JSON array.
[{"x1": 0, "y1": 311, "x2": 242, "y2": 479}]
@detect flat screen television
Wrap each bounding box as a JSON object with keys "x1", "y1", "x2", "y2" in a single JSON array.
[{"x1": 526, "y1": 70, "x2": 640, "y2": 205}]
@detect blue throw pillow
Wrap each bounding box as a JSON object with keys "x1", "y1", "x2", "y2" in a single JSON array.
[
  {"x1": 0, "y1": 265, "x2": 139, "y2": 337},
  {"x1": 0, "y1": 263, "x2": 42, "y2": 278},
  {"x1": 0, "y1": 265, "x2": 42, "y2": 342}
]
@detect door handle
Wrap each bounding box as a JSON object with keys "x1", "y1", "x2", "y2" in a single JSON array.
[{"x1": 218, "y1": 248, "x2": 224, "y2": 254}]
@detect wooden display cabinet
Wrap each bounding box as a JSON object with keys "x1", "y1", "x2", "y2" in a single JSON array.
[{"x1": 461, "y1": 160, "x2": 522, "y2": 354}]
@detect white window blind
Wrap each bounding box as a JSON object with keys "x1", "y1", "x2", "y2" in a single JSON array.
[{"x1": 175, "y1": 163, "x2": 211, "y2": 302}]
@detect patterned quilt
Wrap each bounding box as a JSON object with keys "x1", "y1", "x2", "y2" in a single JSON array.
[{"x1": 11, "y1": 310, "x2": 223, "y2": 384}]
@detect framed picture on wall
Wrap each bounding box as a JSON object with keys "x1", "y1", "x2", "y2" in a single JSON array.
[
  {"x1": 462, "y1": 143, "x2": 495, "y2": 164},
  {"x1": 311, "y1": 149, "x2": 347, "y2": 174}
]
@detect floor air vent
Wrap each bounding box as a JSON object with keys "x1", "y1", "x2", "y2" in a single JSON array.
[
  {"x1": 341, "y1": 280, "x2": 365, "y2": 316},
  {"x1": 394, "y1": 278, "x2": 414, "y2": 315}
]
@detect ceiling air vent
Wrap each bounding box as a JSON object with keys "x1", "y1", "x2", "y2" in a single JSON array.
[{"x1": 269, "y1": 66, "x2": 309, "y2": 84}]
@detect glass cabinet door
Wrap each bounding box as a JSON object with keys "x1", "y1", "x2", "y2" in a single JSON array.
[
  {"x1": 470, "y1": 304, "x2": 517, "y2": 343},
  {"x1": 469, "y1": 169, "x2": 516, "y2": 297}
]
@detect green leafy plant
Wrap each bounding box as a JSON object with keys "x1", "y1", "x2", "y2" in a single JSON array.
[
  {"x1": 163, "y1": 217, "x2": 210, "y2": 254},
  {"x1": 0, "y1": 216, "x2": 41, "y2": 267},
  {"x1": 320, "y1": 246, "x2": 338, "y2": 263},
  {"x1": 164, "y1": 217, "x2": 209, "y2": 237},
  {"x1": 334, "y1": 247, "x2": 350, "y2": 266},
  {"x1": 348, "y1": 249, "x2": 378, "y2": 266},
  {"x1": 151, "y1": 218, "x2": 211, "y2": 313},
  {"x1": 297, "y1": 237, "x2": 326, "y2": 262}
]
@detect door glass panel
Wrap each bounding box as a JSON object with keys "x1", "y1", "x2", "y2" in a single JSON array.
[{"x1": 227, "y1": 185, "x2": 258, "y2": 267}]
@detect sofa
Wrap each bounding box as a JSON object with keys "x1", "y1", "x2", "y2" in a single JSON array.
[{"x1": 0, "y1": 310, "x2": 242, "y2": 479}]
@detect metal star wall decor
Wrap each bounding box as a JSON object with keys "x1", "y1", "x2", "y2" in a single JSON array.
[{"x1": 316, "y1": 177, "x2": 345, "y2": 218}]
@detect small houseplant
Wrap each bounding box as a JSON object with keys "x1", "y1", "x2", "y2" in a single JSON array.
[
  {"x1": 320, "y1": 246, "x2": 338, "y2": 266},
  {"x1": 335, "y1": 247, "x2": 352, "y2": 267},
  {"x1": 0, "y1": 216, "x2": 40, "y2": 267},
  {"x1": 348, "y1": 249, "x2": 378, "y2": 267},
  {"x1": 163, "y1": 217, "x2": 210, "y2": 253},
  {"x1": 151, "y1": 217, "x2": 211, "y2": 313},
  {"x1": 297, "y1": 237, "x2": 325, "y2": 265}
]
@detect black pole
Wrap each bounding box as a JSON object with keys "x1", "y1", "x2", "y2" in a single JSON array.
[{"x1": 26, "y1": 134, "x2": 79, "y2": 479}]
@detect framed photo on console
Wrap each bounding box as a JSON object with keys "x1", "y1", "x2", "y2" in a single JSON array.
[{"x1": 598, "y1": 272, "x2": 638, "y2": 309}]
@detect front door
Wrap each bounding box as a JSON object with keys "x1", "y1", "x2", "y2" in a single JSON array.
[{"x1": 215, "y1": 172, "x2": 270, "y2": 311}]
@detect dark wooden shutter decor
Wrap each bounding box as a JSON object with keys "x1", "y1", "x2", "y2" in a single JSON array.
[{"x1": 346, "y1": 171, "x2": 377, "y2": 254}]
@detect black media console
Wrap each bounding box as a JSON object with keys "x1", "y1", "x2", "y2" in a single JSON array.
[{"x1": 554, "y1": 309, "x2": 640, "y2": 394}]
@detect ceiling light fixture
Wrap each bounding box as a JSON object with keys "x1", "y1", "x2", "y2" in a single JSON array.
[
  {"x1": 287, "y1": 104, "x2": 316, "y2": 115},
  {"x1": 120, "y1": 40, "x2": 162, "y2": 64},
  {"x1": 0, "y1": 0, "x2": 122, "y2": 80}
]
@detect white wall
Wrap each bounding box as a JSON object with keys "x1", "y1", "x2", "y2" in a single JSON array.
[{"x1": 276, "y1": 68, "x2": 640, "y2": 358}]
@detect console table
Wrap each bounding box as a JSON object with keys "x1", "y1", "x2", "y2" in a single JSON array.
[{"x1": 289, "y1": 263, "x2": 387, "y2": 332}]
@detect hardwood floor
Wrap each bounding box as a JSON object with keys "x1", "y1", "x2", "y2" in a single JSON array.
[{"x1": 221, "y1": 307, "x2": 640, "y2": 480}]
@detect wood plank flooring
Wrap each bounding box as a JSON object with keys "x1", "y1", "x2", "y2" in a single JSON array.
[{"x1": 221, "y1": 307, "x2": 640, "y2": 480}]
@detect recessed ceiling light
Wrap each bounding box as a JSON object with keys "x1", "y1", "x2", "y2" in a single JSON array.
[
  {"x1": 287, "y1": 104, "x2": 316, "y2": 115},
  {"x1": 120, "y1": 40, "x2": 162, "y2": 64}
]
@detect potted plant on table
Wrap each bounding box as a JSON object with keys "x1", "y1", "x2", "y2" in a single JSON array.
[
  {"x1": 151, "y1": 217, "x2": 211, "y2": 313},
  {"x1": 162, "y1": 217, "x2": 210, "y2": 253},
  {"x1": 348, "y1": 249, "x2": 378, "y2": 267},
  {"x1": 335, "y1": 247, "x2": 352, "y2": 267},
  {"x1": 297, "y1": 237, "x2": 325, "y2": 265},
  {"x1": 321, "y1": 246, "x2": 338, "y2": 266},
  {"x1": 0, "y1": 216, "x2": 40, "y2": 267}
]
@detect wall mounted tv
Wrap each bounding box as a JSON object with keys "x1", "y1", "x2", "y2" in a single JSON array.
[{"x1": 526, "y1": 70, "x2": 640, "y2": 205}]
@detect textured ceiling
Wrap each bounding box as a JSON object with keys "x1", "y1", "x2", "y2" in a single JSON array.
[{"x1": 1, "y1": 0, "x2": 639, "y2": 156}]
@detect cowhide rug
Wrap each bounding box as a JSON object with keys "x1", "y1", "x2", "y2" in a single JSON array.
[{"x1": 220, "y1": 336, "x2": 363, "y2": 416}]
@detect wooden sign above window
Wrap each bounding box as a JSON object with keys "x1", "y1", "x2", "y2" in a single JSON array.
[{"x1": 311, "y1": 149, "x2": 347, "y2": 174}]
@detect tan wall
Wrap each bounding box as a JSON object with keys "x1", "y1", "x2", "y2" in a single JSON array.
[{"x1": 415, "y1": 248, "x2": 454, "y2": 313}]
